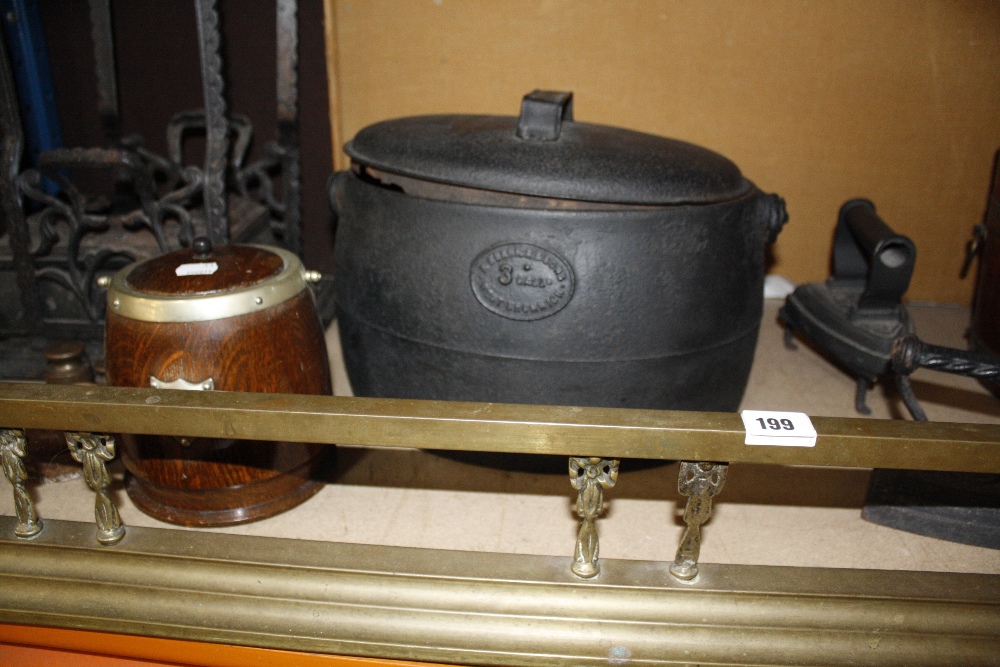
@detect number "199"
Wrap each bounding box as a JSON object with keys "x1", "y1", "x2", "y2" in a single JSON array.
[{"x1": 756, "y1": 417, "x2": 794, "y2": 431}]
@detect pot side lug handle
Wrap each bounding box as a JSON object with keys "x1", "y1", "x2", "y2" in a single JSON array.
[
  {"x1": 327, "y1": 170, "x2": 350, "y2": 219},
  {"x1": 516, "y1": 90, "x2": 574, "y2": 142},
  {"x1": 758, "y1": 192, "x2": 789, "y2": 245}
]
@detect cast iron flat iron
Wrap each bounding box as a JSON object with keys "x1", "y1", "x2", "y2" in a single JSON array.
[
  {"x1": 780, "y1": 199, "x2": 1000, "y2": 549},
  {"x1": 779, "y1": 199, "x2": 917, "y2": 415},
  {"x1": 780, "y1": 198, "x2": 1000, "y2": 419}
]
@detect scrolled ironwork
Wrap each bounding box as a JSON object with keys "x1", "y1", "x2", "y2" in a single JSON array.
[
  {"x1": 234, "y1": 143, "x2": 298, "y2": 255},
  {"x1": 235, "y1": 141, "x2": 285, "y2": 215},
  {"x1": 0, "y1": 1, "x2": 305, "y2": 352},
  {"x1": 14, "y1": 144, "x2": 202, "y2": 323},
  {"x1": 167, "y1": 108, "x2": 302, "y2": 253}
]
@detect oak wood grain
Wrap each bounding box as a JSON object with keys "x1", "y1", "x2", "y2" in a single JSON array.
[{"x1": 106, "y1": 289, "x2": 332, "y2": 526}]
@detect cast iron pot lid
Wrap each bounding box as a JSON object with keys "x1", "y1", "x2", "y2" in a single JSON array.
[{"x1": 345, "y1": 90, "x2": 752, "y2": 206}]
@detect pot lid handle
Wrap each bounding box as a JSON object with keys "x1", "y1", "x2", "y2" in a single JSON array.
[{"x1": 516, "y1": 90, "x2": 574, "y2": 141}]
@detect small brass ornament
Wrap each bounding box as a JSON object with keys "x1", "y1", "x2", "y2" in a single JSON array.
[
  {"x1": 569, "y1": 456, "x2": 619, "y2": 578},
  {"x1": 1, "y1": 429, "x2": 42, "y2": 538},
  {"x1": 67, "y1": 432, "x2": 125, "y2": 545},
  {"x1": 670, "y1": 461, "x2": 728, "y2": 581}
]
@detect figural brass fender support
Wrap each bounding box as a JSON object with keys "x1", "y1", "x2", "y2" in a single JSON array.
[
  {"x1": 569, "y1": 456, "x2": 618, "y2": 578},
  {"x1": 670, "y1": 461, "x2": 728, "y2": 581},
  {"x1": 0, "y1": 429, "x2": 41, "y2": 539},
  {"x1": 1, "y1": 429, "x2": 718, "y2": 582},
  {"x1": 65, "y1": 432, "x2": 125, "y2": 545},
  {"x1": 2, "y1": 381, "x2": 1000, "y2": 578},
  {"x1": 1, "y1": 426, "x2": 125, "y2": 546}
]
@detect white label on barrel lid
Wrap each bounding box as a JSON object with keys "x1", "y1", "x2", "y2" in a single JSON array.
[
  {"x1": 740, "y1": 410, "x2": 817, "y2": 447},
  {"x1": 175, "y1": 262, "x2": 219, "y2": 276}
]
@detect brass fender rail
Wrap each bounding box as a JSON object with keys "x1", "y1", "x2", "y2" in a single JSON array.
[
  {"x1": 0, "y1": 382, "x2": 998, "y2": 471},
  {"x1": 2, "y1": 382, "x2": 1000, "y2": 665},
  {"x1": 2, "y1": 516, "x2": 999, "y2": 667}
]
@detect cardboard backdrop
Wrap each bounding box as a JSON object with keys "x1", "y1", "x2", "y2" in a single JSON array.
[{"x1": 323, "y1": 0, "x2": 1000, "y2": 305}]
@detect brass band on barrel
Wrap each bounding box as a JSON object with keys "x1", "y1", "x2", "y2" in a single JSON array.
[{"x1": 106, "y1": 245, "x2": 306, "y2": 323}]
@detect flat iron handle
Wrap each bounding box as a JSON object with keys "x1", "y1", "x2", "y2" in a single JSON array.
[
  {"x1": 833, "y1": 199, "x2": 917, "y2": 313},
  {"x1": 892, "y1": 335, "x2": 1000, "y2": 382},
  {"x1": 842, "y1": 200, "x2": 899, "y2": 259},
  {"x1": 890, "y1": 334, "x2": 1000, "y2": 421}
]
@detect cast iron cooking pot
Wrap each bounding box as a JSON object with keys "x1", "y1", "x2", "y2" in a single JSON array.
[{"x1": 330, "y1": 90, "x2": 787, "y2": 411}]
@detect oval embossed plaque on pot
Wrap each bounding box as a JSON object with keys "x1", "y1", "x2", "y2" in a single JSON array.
[
  {"x1": 331, "y1": 91, "x2": 787, "y2": 464},
  {"x1": 470, "y1": 243, "x2": 575, "y2": 321}
]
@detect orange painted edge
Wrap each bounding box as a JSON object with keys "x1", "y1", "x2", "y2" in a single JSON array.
[
  {"x1": 0, "y1": 624, "x2": 445, "y2": 667},
  {"x1": 0, "y1": 641, "x2": 176, "y2": 666}
]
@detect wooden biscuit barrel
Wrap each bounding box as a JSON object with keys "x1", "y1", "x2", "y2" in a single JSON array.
[{"x1": 105, "y1": 240, "x2": 332, "y2": 526}]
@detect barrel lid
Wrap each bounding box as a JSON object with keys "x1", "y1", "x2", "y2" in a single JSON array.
[
  {"x1": 126, "y1": 243, "x2": 284, "y2": 296},
  {"x1": 345, "y1": 90, "x2": 751, "y2": 205},
  {"x1": 108, "y1": 242, "x2": 307, "y2": 322}
]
